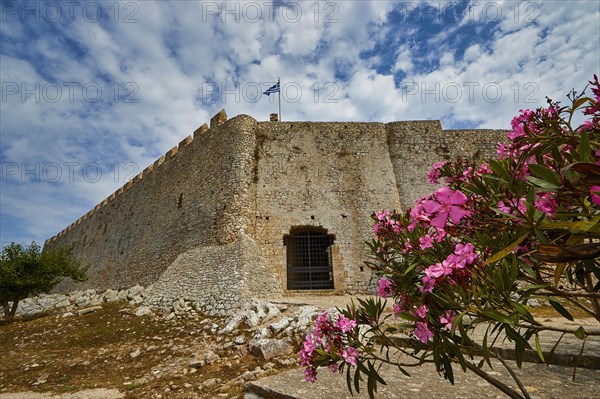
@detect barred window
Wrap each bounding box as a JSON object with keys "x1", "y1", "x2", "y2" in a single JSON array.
[{"x1": 284, "y1": 227, "x2": 334, "y2": 290}]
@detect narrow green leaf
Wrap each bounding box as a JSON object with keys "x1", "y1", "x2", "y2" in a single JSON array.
[
  {"x1": 548, "y1": 299, "x2": 574, "y2": 321},
  {"x1": 538, "y1": 219, "x2": 600, "y2": 234},
  {"x1": 443, "y1": 354, "x2": 454, "y2": 384},
  {"x1": 484, "y1": 234, "x2": 528, "y2": 265},
  {"x1": 528, "y1": 164, "x2": 561, "y2": 187},
  {"x1": 526, "y1": 176, "x2": 559, "y2": 190},
  {"x1": 346, "y1": 363, "x2": 353, "y2": 394},
  {"x1": 481, "y1": 309, "x2": 515, "y2": 325},
  {"x1": 580, "y1": 130, "x2": 591, "y2": 162},
  {"x1": 511, "y1": 301, "x2": 535, "y2": 323},
  {"x1": 554, "y1": 262, "x2": 568, "y2": 286},
  {"x1": 535, "y1": 334, "x2": 545, "y2": 362},
  {"x1": 573, "y1": 96, "x2": 592, "y2": 110},
  {"x1": 354, "y1": 362, "x2": 362, "y2": 393}
]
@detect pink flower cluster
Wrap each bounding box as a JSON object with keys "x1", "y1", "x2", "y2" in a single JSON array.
[
  {"x1": 377, "y1": 278, "x2": 395, "y2": 298},
  {"x1": 427, "y1": 161, "x2": 449, "y2": 185},
  {"x1": 411, "y1": 305, "x2": 455, "y2": 344},
  {"x1": 300, "y1": 311, "x2": 359, "y2": 383},
  {"x1": 534, "y1": 192, "x2": 558, "y2": 218},
  {"x1": 421, "y1": 243, "x2": 478, "y2": 293},
  {"x1": 498, "y1": 197, "x2": 527, "y2": 218},
  {"x1": 373, "y1": 210, "x2": 402, "y2": 235},
  {"x1": 408, "y1": 187, "x2": 470, "y2": 232},
  {"x1": 583, "y1": 74, "x2": 600, "y2": 125}
]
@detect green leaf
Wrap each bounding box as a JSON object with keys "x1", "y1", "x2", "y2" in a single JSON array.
[
  {"x1": 481, "y1": 309, "x2": 515, "y2": 325},
  {"x1": 488, "y1": 159, "x2": 510, "y2": 181},
  {"x1": 538, "y1": 219, "x2": 600, "y2": 234},
  {"x1": 535, "y1": 334, "x2": 545, "y2": 362},
  {"x1": 554, "y1": 262, "x2": 568, "y2": 286},
  {"x1": 573, "y1": 96, "x2": 592, "y2": 110},
  {"x1": 548, "y1": 299, "x2": 574, "y2": 321},
  {"x1": 528, "y1": 164, "x2": 561, "y2": 187},
  {"x1": 579, "y1": 130, "x2": 591, "y2": 162},
  {"x1": 511, "y1": 301, "x2": 535, "y2": 323},
  {"x1": 484, "y1": 234, "x2": 528, "y2": 266},
  {"x1": 526, "y1": 176, "x2": 560, "y2": 190},
  {"x1": 574, "y1": 326, "x2": 587, "y2": 340},
  {"x1": 354, "y1": 362, "x2": 363, "y2": 393}
]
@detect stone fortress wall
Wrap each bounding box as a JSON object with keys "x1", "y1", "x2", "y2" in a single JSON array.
[{"x1": 44, "y1": 110, "x2": 505, "y2": 314}]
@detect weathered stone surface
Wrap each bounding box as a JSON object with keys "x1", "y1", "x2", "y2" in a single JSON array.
[
  {"x1": 188, "y1": 359, "x2": 203, "y2": 369},
  {"x1": 134, "y1": 306, "x2": 153, "y2": 317},
  {"x1": 44, "y1": 114, "x2": 505, "y2": 305},
  {"x1": 244, "y1": 356, "x2": 600, "y2": 399},
  {"x1": 249, "y1": 338, "x2": 294, "y2": 361},
  {"x1": 210, "y1": 109, "x2": 227, "y2": 128},
  {"x1": 78, "y1": 306, "x2": 102, "y2": 315}
]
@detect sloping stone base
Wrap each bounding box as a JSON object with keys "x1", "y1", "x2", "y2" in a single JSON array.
[{"x1": 145, "y1": 233, "x2": 282, "y2": 316}]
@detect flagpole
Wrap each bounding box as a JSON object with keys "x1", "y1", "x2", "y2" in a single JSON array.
[{"x1": 278, "y1": 77, "x2": 281, "y2": 122}]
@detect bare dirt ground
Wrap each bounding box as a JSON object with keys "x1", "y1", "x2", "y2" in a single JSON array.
[
  {"x1": 0, "y1": 301, "x2": 299, "y2": 399},
  {"x1": 1, "y1": 295, "x2": 598, "y2": 399}
]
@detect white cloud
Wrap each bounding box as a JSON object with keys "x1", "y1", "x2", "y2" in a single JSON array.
[{"x1": 1, "y1": 0, "x2": 598, "y2": 245}]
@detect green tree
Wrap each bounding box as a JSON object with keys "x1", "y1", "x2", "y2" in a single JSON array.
[{"x1": 0, "y1": 242, "x2": 87, "y2": 321}]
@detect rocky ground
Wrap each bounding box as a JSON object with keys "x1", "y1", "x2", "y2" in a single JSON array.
[
  {"x1": 1, "y1": 287, "x2": 598, "y2": 399},
  {"x1": 0, "y1": 286, "x2": 328, "y2": 398}
]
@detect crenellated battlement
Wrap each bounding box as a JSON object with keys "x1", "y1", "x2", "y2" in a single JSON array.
[{"x1": 46, "y1": 109, "x2": 230, "y2": 244}]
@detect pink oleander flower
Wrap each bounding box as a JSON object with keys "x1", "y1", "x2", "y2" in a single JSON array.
[
  {"x1": 403, "y1": 240, "x2": 414, "y2": 254},
  {"x1": 329, "y1": 362, "x2": 339, "y2": 373},
  {"x1": 420, "y1": 274, "x2": 436, "y2": 293},
  {"x1": 414, "y1": 321, "x2": 434, "y2": 344},
  {"x1": 415, "y1": 305, "x2": 428, "y2": 319},
  {"x1": 434, "y1": 228, "x2": 447, "y2": 242},
  {"x1": 497, "y1": 143, "x2": 511, "y2": 159},
  {"x1": 302, "y1": 336, "x2": 315, "y2": 356},
  {"x1": 377, "y1": 278, "x2": 395, "y2": 298},
  {"x1": 452, "y1": 243, "x2": 478, "y2": 268},
  {"x1": 591, "y1": 186, "x2": 600, "y2": 206},
  {"x1": 376, "y1": 210, "x2": 390, "y2": 221},
  {"x1": 535, "y1": 192, "x2": 558, "y2": 218},
  {"x1": 393, "y1": 302, "x2": 401, "y2": 319},
  {"x1": 342, "y1": 346, "x2": 359, "y2": 366},
  {"x1": 304, "y1": 367, "x2": 317, "y2": 383},
  {"x1": 476, "y1": 162, "x2": 492, "y2": 176},
  {"x1": 300, "y1": 335, "x2": 317, "y2": 369},
  {"x1": 497, "y1": 198, "x2": 527, "y2": 217},
  {"x1": 336, "y1": 315, "x2": 357, "y2": 333},
  {"x1": 461, "y1": 166, "x2": 473, "y2": 182},
  {"x1": 439, "y1": 310, "x2": 455, "y2": 331},
  {"x1": 425, "y1": 263, "x2": 445, "y2": 279},
  {"x1": 419, "y1": 234, "x2": 434, "y2": 250},
  {"x1": 313, "y1": 311, "x2": 331, "y2": 338},
  {"x1": 427, "y1": 161, "x2": 447, "y2": 184},
  {"x1": 422, "y1": 187, "x2": 469, "y2": 229},
  {"x1": 577, "y1": 120, "x2": 594, "y2": 132},
  {"x1": 497, "y1": 200, "x2": 512, "y2": 214}
]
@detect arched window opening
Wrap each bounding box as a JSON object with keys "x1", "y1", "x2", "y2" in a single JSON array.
[{"x1": 284, "y1": 227, "x2": 334, "y2": 290}]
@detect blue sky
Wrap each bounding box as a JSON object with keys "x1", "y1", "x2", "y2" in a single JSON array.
[{"x1": 1, "y1": 0, "x2": 599, "y2": 247}]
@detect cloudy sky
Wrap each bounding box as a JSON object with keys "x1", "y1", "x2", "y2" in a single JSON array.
[{"x1": 0, "y1": 0, "x2": 598, "y2": 247}]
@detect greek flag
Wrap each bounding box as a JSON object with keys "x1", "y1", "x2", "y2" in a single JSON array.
[{"x1": 263, "y1": 81, "x2": 280, "y2": 96}]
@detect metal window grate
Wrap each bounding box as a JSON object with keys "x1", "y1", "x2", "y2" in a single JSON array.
[{"x1": 286, "y1": 231, "x2": 334, "y2": 290}]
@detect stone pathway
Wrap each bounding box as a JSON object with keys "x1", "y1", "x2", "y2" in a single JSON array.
[
  {"x1": 245, "y1": 356, "x2": 600, "y2": 399},
  {"x1": 247, "y1": 294, "x2": 600, "y2": 399}
]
